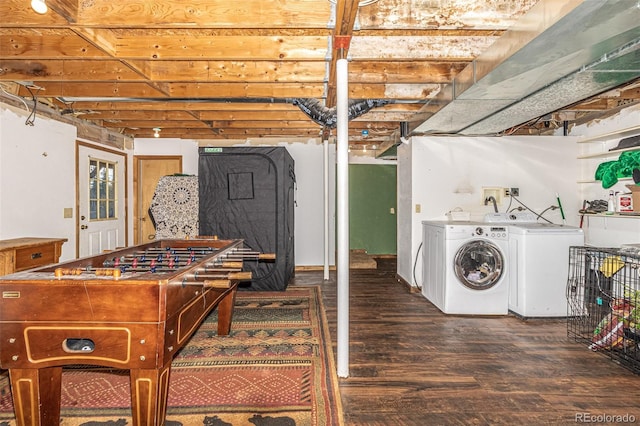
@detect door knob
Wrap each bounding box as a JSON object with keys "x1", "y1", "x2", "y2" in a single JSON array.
[
  {"x1": 81, "y1": 215, "x2": 86, "y2": 220},
  {"x1": 80, "y1": 225, "x2": 88, "y2": 230}
]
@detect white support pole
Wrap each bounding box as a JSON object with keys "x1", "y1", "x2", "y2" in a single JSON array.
[
  {"x1": 323, "y1": 137, "x2": 330, "y2": 280},
  {"x1": 336, "y1": 57, "x2": 350, "y2": 378}
]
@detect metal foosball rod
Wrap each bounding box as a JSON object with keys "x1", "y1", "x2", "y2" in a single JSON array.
[
  {"x1": 223, "y1": 252, "x2": 276, "y2": 261},
  {"x1": 105, "y1": 253, "x2": 206, "y2": 264},
  {"x1": 109, "y1": 259, "x2": 197, "y2": 269},
  {"x1": 203, "y1": 260, "x2": 244, "y2": 269},
  {"x1": 130, "y1": 247, "x2": 216, "y2": 254},
  {"x1": 186, "y1": 271, "x2": 252, "y2": 281}
]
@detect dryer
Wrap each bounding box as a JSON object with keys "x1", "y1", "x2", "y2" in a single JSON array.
[
  {"x1": 422, "y1": 221, "x2": 509, "y2": 315},
  {"x1": 508, "y1": 223, "x2": 584, "y2": 317}
]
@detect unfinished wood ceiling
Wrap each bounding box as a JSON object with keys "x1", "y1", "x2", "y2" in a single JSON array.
[{"x1": 1, "y1": 0, "x2": 639, "y2": 153}]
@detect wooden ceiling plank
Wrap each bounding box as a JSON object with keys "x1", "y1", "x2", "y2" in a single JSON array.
[
  {"x1": 197, "y1": 110, "x2": 311, "y2": 121},
  {"x1": 202, "y1": 119, "x2": 397, "y2": 129},
  {"x1": 205, "y1": 120, "x2": 325, "y2": 129},
  {"x1": 146, "y1": 60, "x2": 326, "y2": 83},
  {"x1": 352, "y1": 111, "x2": 421, "y2": 122},
  {"x1": 75, "y1": 110, "x2": 197, "y2": 120},
  {"x1": 76, "y1": 0, "x2": 332, "y2": 28},
  {"x1": 113, "y1": 35, "x2": 329, "y2": 61},
  {"x1": 349, "y1": 83, "x2": 441, "y2": 100},
  {"x1": 167, "y1": 82, "x2": 325, "y2": 98},
  {"x1": 18, "y1": 81, "x2": 168, "y2": 97},
  {"x1": 0, "y1": 59, "x2": 145, "y2": 81},
  {"x1": 63, "y1": 101, "x2": 303, "y2": 111},
  {"x1": 357, "y1": 0, "x2": 538, "y2": 30},
  {"x1": 0, "y1": 31, "x2": 112, "y2": 59},
  {"x1": 348, "y1": 61, "x2": 468, "y2": 84},
  {"x1": 98, "y1": 120, "x2": 214, "y2": 128},
  {"x1": 349, "y1": 35, "x2": 499, "y2": 60}
]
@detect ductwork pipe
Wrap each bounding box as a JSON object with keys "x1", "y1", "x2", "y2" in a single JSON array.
[{"x1": 291, "y1": 98, "x2": 389, "y2": 128}]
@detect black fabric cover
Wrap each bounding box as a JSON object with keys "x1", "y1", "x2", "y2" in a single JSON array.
[{"x1": 198, "y1": 147, "x2": 295, "y2": 291}]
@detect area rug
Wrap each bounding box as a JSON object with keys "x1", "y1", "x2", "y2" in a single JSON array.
[{"x1": 0, "y1": 286, "x2": 343, "y2": 426}]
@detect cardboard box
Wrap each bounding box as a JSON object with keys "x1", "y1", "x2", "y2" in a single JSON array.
[{"x1": 626, "y1": 184, "x2": 640, "y2": 211}]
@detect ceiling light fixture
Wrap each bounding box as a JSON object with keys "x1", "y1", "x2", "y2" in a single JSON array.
[
  {"x1": 31, "y1": 0, "x2": 48, "y2": 14},
  {"x1": 153, "y1": 127, "x2": 161, "y2": 138}
]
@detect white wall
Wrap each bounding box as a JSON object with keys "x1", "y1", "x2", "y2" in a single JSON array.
[
  {"x1": 277, "y1": 141, "x2": 336, "y2": 266},
  {"x1": 134, "y1": 138, "x2": 200, "y2": 174},
  {"x1": 397, "y1": 135, "x2": 579, "y2": 288},
  {"x1": 0, "y1": 104, "x2": 77, "y2": 261}
]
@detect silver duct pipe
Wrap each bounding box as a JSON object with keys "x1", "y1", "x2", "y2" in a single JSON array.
[
  {"x1": 291, "y1": 98, "x2": 389, "y2": 128},
  {"x1": 412, "y1": 0, "x2": 640, "y2": 136}
]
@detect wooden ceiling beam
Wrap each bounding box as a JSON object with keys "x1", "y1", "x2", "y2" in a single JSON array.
[
  {"x1": 74, "y1": 110, "x2": 198, "y2": 120},
  {"x1": 0, "y1": 59, "x2": 466, "y2": 85},
  {"x1": 59, "y1": 101, "x2": 303, "y2": 111},
  {"x1": 16, "y1": 82, "x2": 167, "y2": 97},
  {"x1": 98, "y1": 120, "x2": 215, "y2": 128}
]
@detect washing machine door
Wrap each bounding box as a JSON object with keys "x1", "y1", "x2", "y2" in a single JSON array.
[{"x1": 453, "y1": 240, "x2": 504, "y2": 290}]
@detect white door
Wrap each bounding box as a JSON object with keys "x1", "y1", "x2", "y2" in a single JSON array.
[{"x1": 78, "y1": 144, "x2": 126, "y2": 257}]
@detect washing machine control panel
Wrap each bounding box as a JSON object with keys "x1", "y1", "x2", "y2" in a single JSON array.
[{"x1": 475, "y1": 226, "x2": 508, "y2": 239}]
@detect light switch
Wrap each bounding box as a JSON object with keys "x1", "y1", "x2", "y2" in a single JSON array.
[
  {"x1": 63, "y1": 208, "x2": 73, "y2": 218},
  {"x1": 415, "y1": 204, "x2": 421, "y2": 213},
  {"x1": 390, "y1": 207, "x2": 395, "y2": 215}
]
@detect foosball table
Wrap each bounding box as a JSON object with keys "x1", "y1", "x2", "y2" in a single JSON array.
[{"x1": 0, "y1": 237, "x2": 273, "y2": 426}]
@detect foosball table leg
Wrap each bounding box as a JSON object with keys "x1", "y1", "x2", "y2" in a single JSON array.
[
  {"x1": 129, "y1": 361, "x2": 172, "y2": 426},
  {"x1": 9, "y1": 367, "x2": 62, "y2": 426},
  {"x1": 216, "y1": 287, "x2": 238, "y2": 336}
]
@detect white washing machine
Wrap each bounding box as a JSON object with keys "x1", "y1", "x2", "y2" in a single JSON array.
[
  {"x1": 422, "y1": 221, "x2": 509, "y2": 315},
  {"x1": 508, "y1": 223, "x2": 584, "y2": 317}
]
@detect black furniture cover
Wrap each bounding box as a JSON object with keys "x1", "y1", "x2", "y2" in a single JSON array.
[{"x1": 198, "y1": 147, "x2": 295, "y2": 290}]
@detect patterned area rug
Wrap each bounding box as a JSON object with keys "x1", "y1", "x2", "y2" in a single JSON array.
[{"x1": 0, "y1": 287, "x2": 343, "y2": 426}]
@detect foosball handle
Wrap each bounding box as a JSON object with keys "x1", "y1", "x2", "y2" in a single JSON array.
[
  {"x1": 204, "y1": 279, "x2": 232, "y2": 288},
  {"x1": 228, "y1": 271, "x2": 252, "y2": 280},
  {"x1": 259, "y1": 253, "x2": 276, "y2": 261}
]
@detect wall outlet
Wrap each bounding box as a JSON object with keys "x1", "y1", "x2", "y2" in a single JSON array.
[{"x1": 505, "y1": 187, "x2": 520, "y2": 197}]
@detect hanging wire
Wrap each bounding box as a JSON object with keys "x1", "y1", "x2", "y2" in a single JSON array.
[{"x1": 24, "y1": 86, "x2": 41, "y2": 126}]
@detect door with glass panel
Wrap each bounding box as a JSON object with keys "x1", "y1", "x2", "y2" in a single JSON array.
[{"x1": 78, "y1": 144, "x2": 126, "y2": 257}]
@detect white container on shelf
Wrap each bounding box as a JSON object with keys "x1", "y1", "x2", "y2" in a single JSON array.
[{"x1": 617, "y1": 193, "x2": 633, "y2": 212}]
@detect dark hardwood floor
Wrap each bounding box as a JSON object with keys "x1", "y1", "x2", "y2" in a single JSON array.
[{"x1": 291, "y1": 258, "x2": 640, "y2": 425}]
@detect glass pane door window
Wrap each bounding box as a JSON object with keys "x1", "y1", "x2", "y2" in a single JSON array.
[{"x1": 89, "y1": 158, "x2": 117, "y2": 221}]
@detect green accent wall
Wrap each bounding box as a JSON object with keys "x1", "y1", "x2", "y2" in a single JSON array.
[{"x1": 349, "y1": 164, "x2": 397, "y2": 255}]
